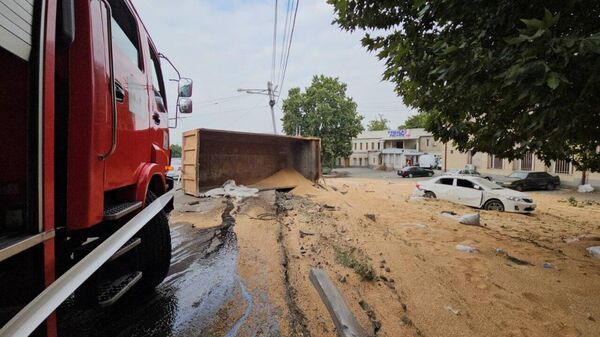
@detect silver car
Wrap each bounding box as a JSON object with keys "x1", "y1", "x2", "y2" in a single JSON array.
[{"x1": 446, "y1": 168, "x2": 492, "y2": 181}]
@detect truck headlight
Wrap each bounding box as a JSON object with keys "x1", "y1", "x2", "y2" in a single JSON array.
[{"x1": 507, "y1": 196, "x2": 523, "y2": 202}]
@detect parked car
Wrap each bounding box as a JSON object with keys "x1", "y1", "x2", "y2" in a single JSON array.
[
  {"x1": 496, "y1": 171, "x2": 560, "y2": 191},
  {"x1": 446, "y1": 168, "x2": 492, "y2": 180},
  {"x1": 398, "y1": 166, "x2": 435, "y2": 178},
  {"x1": 416, "y1": 176, "x2": 536, "y2": 213}
]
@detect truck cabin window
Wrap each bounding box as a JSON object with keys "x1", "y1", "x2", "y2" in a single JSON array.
[
  {"x1": 149, "y1": 47, "x2": 166, "y2": 112},
  {"x1": 109, "y1": 0, "x2": 141, "y2": 70}
]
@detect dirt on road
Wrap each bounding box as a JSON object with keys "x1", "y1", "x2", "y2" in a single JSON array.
[
  {"x1": 227, "y1": 170, "x2": 600, "y2": 337},
  {"x1": 62, "y1": 170, "x2": 600, "y2": 337}
]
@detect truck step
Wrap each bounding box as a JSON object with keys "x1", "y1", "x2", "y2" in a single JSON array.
[
  {"x1": 97, "y1": 271, "x2": 142, "y2": 307},
  {"x1": 103, "y1": 201, "x2": 143, "y2": 220},
  {"x1": 109, "y1": 237, "x2": 141, "y2": 261}
]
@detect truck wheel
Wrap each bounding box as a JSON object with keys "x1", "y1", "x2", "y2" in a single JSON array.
[
  {"x1": 483, "y1": 199, "x2": 505, "y2": 212},
  {"x1": 137, "y1": 191, "x2": 171, "y2": 291}
]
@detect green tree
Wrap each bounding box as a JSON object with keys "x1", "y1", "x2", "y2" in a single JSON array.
[
  {"x1": 329, "y1": 1, "x2": 600, "y2": 172},
  {"x1": 170, "y1": 144, "x2": 182, "y2": 158},
  {"x1": 403, "y1": 112, "x2": 428, "y2": 129},
  {"x1": 367, "y1": 114, "x2": 389, "y2": 131},
  {"x1": 282, "y1": 75, "x2": 364, "y2": 168}
]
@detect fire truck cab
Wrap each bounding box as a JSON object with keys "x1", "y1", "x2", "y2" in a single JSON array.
[{"x1": 0, "y1": 0, "x2": 192, "y2": 335}]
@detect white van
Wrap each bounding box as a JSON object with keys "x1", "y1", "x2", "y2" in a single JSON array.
[{"x1": 419, "y1": 154, "x2": 439, "y2": 169}]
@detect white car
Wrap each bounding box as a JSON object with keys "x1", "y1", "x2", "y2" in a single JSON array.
[{"x1": 416, "y1": 176, "x2": 536, "y2": 213}]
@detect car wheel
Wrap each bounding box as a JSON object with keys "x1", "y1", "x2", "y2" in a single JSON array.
[
  {"x1": 428, "y1": 172, "x2": 434, "y2": 177},
  {"x1": 423, "y1": 191, "x2": 436, "y2": 198},
  {"x1": 408, "y1": 173, "x2": 414, "y2": 178},
  {"x1": 483, "y1": 199, "x2": 505, "y2": 212},
  {"x1": 514, "y1": 185, "x2": 523, "y2": 191},
  {"x1": 547, "y1": 183, "x2": 556, "y2": 190}
]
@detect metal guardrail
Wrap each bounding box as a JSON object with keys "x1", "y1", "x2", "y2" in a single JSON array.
[{"x1": 0, "y1": 191, "x2": 174, "y2": 337}]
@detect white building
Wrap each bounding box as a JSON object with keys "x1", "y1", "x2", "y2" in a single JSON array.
[{"x1": 341, "y1": 128, "x2": 443, "y2": 170}]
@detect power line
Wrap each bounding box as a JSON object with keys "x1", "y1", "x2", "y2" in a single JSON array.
[
  {"x1": 271, "y1": 0, "x2": 278, "y2": 83},
  {"x1": 276, "y1": 0, "x2": 293, "y2": 84},
  {"x1": 276, "y1": 0, "x2": 299, "y2": 104}
]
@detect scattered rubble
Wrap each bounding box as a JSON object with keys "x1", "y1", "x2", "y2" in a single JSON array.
[
  {"x1": 202, "y1": 180, "x2": 259, "y2": 200},
  {"x1": 586, "y1": 246, "x2": 600, "y2": 258},
  {"x1": 459, "y1": 213, "x2": 481, "y2": 226},
  {"x1": 456, "y1": 244, "x2": 477, "y2": 253},
  {"x1": 577, "y1": 184, "x2": 594, "y2": 193},
  {"x1": 359, "y1": 300, "x2": 382, "y2": 335},
  {"x1": 445, "y1": 305, "x2": 460, "y2": 316},
  {"x1": 365, "y1": 213, "x2": 377, "y2": 222}
]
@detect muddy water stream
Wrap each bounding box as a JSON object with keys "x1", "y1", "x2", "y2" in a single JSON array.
[{"x1": 58, "y1": 220, "x2": 257, "y2": 337}]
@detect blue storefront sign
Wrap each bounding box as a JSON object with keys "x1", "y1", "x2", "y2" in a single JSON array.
[{"x1": 387, "y1": 129, "x2": 411, "y2": 138}]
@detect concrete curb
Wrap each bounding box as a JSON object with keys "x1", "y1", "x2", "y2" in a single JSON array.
[{"x1": 309, "y1": 268, "x2": 369, "y2": 337}]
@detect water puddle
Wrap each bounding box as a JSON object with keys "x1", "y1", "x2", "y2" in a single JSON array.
[{"x1": 58, "y1": 219, "x2": 252, "y2": 337}]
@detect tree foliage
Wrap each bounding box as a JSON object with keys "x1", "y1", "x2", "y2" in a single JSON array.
[
  {"x1": 282, "y1": 75, "x2": 364, "y2": 168},
  {"x1": 329, "y1": 0, "x2": 600, "y2": 171},
  {"x1": 367, "y1": 114, "x2": 389, "y2": 131},
  {"x1": 170, "y1": 144, "x2": 182, "y2": 158},
  {"x1": 403, "y1": 112, "x2": 428, "y2": 129}
]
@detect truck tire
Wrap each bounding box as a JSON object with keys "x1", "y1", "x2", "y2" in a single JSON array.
[{"x1": 137, "y1": 191, "x2": 171, "y2": 291}]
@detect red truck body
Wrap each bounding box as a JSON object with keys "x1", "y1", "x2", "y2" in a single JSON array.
[{"x1": 0, "y1": 1, "x2": 185, "y2": 335}]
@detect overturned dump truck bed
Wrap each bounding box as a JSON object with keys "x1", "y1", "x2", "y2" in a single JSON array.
[{"x1": 182, "y1": 129, "x2": 321, "y2": 196}]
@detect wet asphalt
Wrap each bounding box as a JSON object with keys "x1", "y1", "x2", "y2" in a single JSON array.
[{"x1": 57, "y1": 211, "x2": 270, "y2": 336}]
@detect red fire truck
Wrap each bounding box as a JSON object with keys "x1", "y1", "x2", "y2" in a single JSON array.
[{"x1": 0, "y1": 1, "x2": 192, "y2": 335}]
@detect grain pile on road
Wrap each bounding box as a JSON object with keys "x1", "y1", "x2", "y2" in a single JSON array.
[{"x1": 174, "y1": 170, "x2": 600, "y2": 337}]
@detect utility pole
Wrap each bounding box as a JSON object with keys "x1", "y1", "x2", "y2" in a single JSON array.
[{"x1": 237, "y1": 81, "x2": 278, "y2": 134}]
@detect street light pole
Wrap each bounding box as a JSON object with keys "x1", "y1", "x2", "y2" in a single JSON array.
[{"x1": 237, "y1": 81, "x2": 278, "y2": 134}]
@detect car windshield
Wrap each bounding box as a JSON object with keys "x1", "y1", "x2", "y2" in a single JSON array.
[
  {"x1": 472, "y1": 177, "x2": 503, "y2": 190},
  {"x1": 508, "y1": 172, "x2": 528, "y2": 179}
]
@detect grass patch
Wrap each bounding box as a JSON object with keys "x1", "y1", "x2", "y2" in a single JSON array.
[{"x1": 334, "y1": 245, "x2": 375, "y2": 281}]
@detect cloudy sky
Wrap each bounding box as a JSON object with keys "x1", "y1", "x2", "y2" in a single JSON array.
[{"x1": 132, "y1": 0, "x2": 415, "y2": 144}]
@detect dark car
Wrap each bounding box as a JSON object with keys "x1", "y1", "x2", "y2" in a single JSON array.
[
  {"x1": 497, "y1": 171, "x2": 560, "y2": 191},
  {"x1": 398, "y1": 166, "x2": 434, "y2": 178}
]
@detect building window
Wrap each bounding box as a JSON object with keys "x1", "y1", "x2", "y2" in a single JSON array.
[
  {"x1": 371, "y1": 142, "x2": 374, "y2": 150},
  {"x1": 354, "y1": 142, "x2": 356, "y2": 150},
  {"x1": 521, "y1": 152, "x2": 533, "y2": 171},
  {"x1": 554, "y1": 160, "x2": 571, "y2": 174},
  {"x1": 353, "y1": 158, "x2": 357, "y2": 165},
  {"x1": 426, "y1": 139, "x2": 430, "y2": 147},
  {"x1": 377, "y1": 143, "x2": 380, "y2": 150},
  {"x1": 488, "y1": 155, "x2": 503, "y2": 169},
  {"x1": 467, "y1": 151, "x2": 473, "y2": 165}
]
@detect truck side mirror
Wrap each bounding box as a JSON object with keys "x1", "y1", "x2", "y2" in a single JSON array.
[
  {"x1": 179, "y1": 98, "x2": 192, "y2": 114},
  {"x1": 178, "y1": 78, "x2": 193, "y2": 98}
]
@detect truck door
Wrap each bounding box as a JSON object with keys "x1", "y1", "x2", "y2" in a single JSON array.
[{"x1": 104, "y1": 0, "x2": 150, "y2": 190}]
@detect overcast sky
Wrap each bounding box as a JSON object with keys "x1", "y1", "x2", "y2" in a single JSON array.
[{"x1": 132, "y1": 0, "x2": 415, "y2": 144}]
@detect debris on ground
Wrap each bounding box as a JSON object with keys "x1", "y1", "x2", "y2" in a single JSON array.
[
  {"x1": 586, "y1": 246, "x2": 600, "y2": 258},
  {"x1": 455, "y1": 244, "x2": 477, "y2": 253},
  {"x1": 543, "y1": 262, "x2": 554, "y2": 269},
  {"x1": 359, "y1": 299, "x2": 382, "y2": 335},
  {"x1": 458, "y1": 213, "x2": 481, "y2": 226},
  {"x1": 577, "y1": 184, "x2": 595, "y2": 193},
  {"x1": 506, "y1": 255, "x2": 533, "y2": 266},
  {"x1": 202, "y1": 180, "x2": 259, "y2": 200},
  {"x1": 445, "y1": 304, "x2": 460, "y2": 316},
  {"x1": 365, "y1": 213, "x2": 377, "y2": 222},
  {"x1": 334, "y1": 245, "x2": 375, "y2": 280}
]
